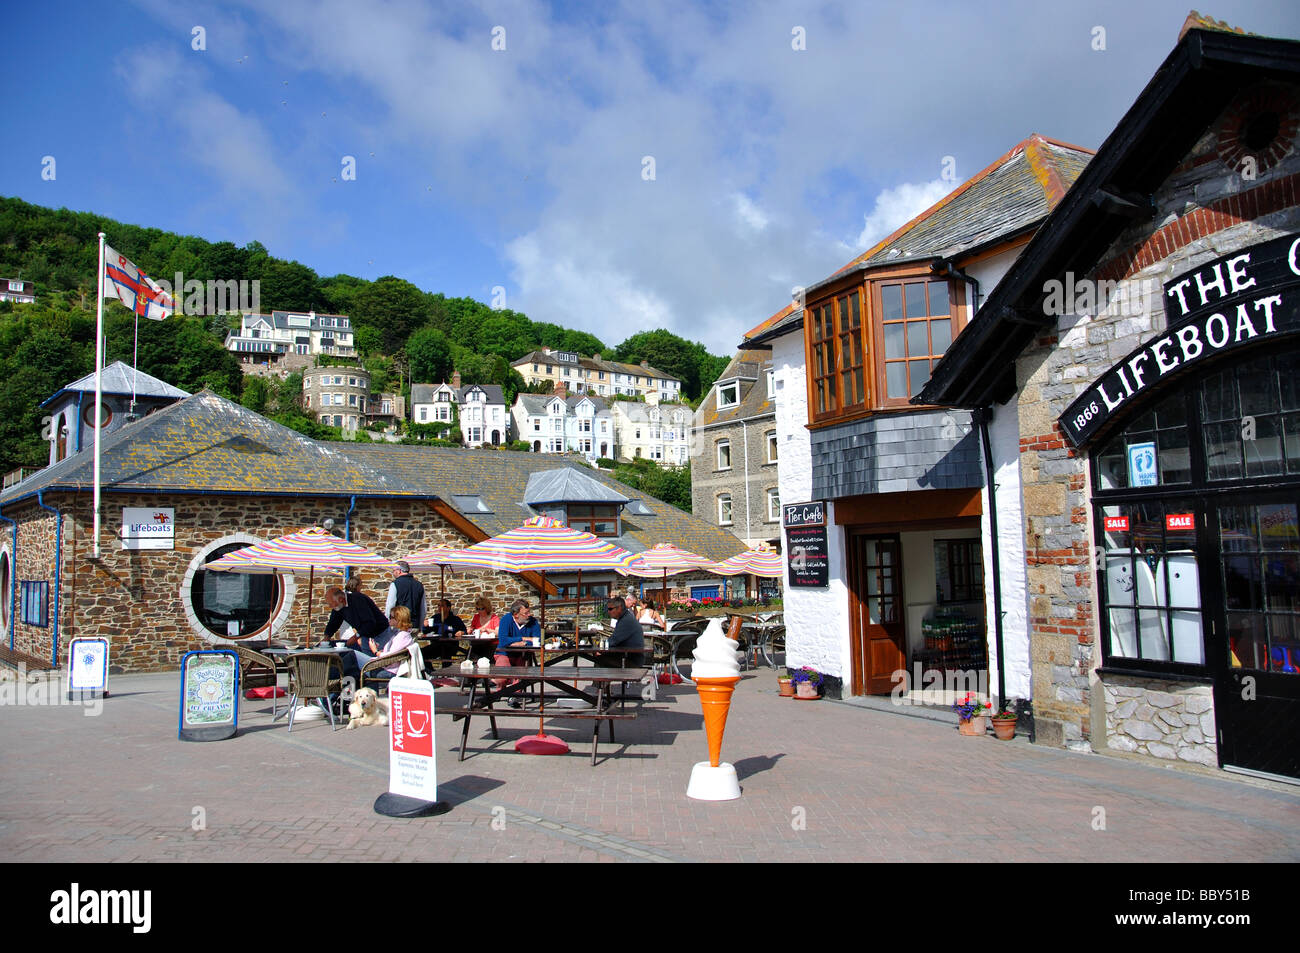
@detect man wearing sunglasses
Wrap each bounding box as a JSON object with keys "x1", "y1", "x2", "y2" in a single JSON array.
[{"x1": 603, "y1": 595, "x2": 645, "y2": 667}]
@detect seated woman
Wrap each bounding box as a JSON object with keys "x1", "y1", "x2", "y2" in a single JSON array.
[
  {"x1": 634, "y1": 597, "x2": 665, "y2": 629},
  {"x1": 469, "y1": 595, "x2": 500, "y2": 635},
  {"x1": 364, "y1": 606, "x2": 418, "y2": 682}
]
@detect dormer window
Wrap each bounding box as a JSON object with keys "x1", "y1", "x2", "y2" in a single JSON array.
[
  {"x1": 567, "y1": 504, "x2": 619, "y2": 537},
  {"x1": 717, "y1": 381, "x2": 740, "y2": 408}
]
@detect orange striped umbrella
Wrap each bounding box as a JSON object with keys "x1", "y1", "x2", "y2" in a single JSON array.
[
  {"x1": 708, "y1": 542, "x2": 784, "y2": 577},
  {"x1": 622, "y1": 542, "x2": 717, "y2": 610}
]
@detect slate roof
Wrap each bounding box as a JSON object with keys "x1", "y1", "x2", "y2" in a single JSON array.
[
  {"x1": 411, "y1": 383, "x2": 507, "y2": 405},
  {"x1": 523, "y1": 468, "x2": 630, "y2": 506},
  {"x1": 246, "y1": 311, "x2": 351, "y2": 331},
  {"x1": 2, "y1": 391, "x2": 429, "y2": 504},
  {"x1": 514, "y1": 393, "x2": 611, "y2": 416},
  {"x1": 741, "y1": 134, "x2": 1094, "y2": 346},
  {"x1": 460, "y1": 384, "x2": 505, "y2": 404},
  {"x1": 41, "y1": 361, "x2": 190, "y2": 407},
  {"x1": 338, "y1": 443, "x2": 746, "y2": 560},
  {"x1": 695, "y1": 353, "x2": 774, "y2": 428}
]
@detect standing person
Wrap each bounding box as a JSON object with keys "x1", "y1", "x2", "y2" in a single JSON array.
[
  {"x1": 321, "y1": 584, "x2": 389, "y2": 682},
  {"x1": 385, "y1": 560, "x2": 428, "y2": 632},
  {"x1": 495, "y1": 599, "x2": 541, "y2": 704}
]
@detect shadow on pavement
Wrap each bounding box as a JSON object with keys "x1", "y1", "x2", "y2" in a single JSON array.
[{"x1": 734, "y1": 753, "x2": 785, "y2": 780}]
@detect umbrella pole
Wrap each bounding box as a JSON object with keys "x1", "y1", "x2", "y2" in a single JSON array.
[
  {"x1": 538, "y1": 571, "x2": 547, "y2": 732},
  {"x1": 306, "y1": 566, "x2": 315, "y2": 648},
  {"x1": 440, "y1": 565, "x2": 445, "y2": 603}
]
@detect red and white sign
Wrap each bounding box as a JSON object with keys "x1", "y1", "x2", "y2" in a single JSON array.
[
  {"x1": 1166, "y1": 513, "x2": 1195, "y2": 531},
  {"x1": 1104, "y1": 516, "x2": 1129, "y2": 532},
  {"x1": 388, "y1": 677, "x2": 437, "y2": 801}
]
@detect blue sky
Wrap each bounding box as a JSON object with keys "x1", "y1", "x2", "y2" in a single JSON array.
[{"x1": 3, "y1": 0, "x2": 1298, "y2": 353}]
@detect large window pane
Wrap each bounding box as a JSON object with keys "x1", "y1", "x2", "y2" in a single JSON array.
[
  {"x1": 908, "y1": 359, "x2": 930, "y2": 395},
  {"x1": 930, "y1": 319, "x2": 952, "y2": 354},
  {"x1": 907, "y1": 322, "x2": 929, "y2": 357},
  {"x1": 905, "y1": 283, "x2": 928, "y2": 318},
  {"x1": 927, "y1": 281, "x2": 949, "y2": 314},
  {"x1": 881, "y1": 285, "x2": 902, "y2": 321},
  {"x1": 886, "y1": 362, "x2": 907, "y2": 398},
  {"x1": 884, "y1": 323, "x2": 904, "y2": 359}
]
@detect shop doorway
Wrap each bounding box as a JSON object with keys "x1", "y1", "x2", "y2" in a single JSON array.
[
  {"x1": 847, "y1": 532, "x2": 906, "y2": 695},
  {"x1": 1213, "y1": 495, "x2": 1300, "y2": 780}
]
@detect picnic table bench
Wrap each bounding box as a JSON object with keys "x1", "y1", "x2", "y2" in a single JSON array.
[{"x1": 435, "y1": 665, "x2": 651, "y2": 765}]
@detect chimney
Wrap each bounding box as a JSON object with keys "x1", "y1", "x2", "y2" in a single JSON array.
[
  {"x1": 555, "y1": 382, "x2": 568, "y2": 399},
  {"x1": 640, "y1": 360, "x2": 649, "y2": 369},
  {"x1": 452, "y1": 370, "x2": 462, "y2": 389}
]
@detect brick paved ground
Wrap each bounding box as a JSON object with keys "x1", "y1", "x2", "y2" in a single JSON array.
[{"x1": 1, "y1": 669, "x2": 1297, "y2": 862}]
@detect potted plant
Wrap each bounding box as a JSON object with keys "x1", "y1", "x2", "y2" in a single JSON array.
[
  {"x1": 952, "y1": 692, "x2": 991, "y2": 735},
  {"x1": 991, "y1": 704, "x2": 1018, "y2": 740},
  {"x1": 777, "y1": 673, "x2": 795, "y2": 698},
  {"x1": 791, "y1": 667, "x2": 822, "y2": 699}
]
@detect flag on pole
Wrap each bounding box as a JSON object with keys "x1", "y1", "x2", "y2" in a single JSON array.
[{"x1": 103, "y1": 244, "x2": 175, "y2": 320}]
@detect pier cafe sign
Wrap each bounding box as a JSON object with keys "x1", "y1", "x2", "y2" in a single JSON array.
[{"x1": 1060, "y1": 233, "x2": 1300, "y2": 447}]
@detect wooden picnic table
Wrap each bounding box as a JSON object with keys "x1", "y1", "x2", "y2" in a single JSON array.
[{"x1": 436, "y1": 665, "x2": 650, "y2": 765}]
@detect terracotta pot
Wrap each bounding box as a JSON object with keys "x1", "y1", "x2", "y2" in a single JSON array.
[
  {"x1": 958, "y1": 714, "x2": 986, "y2": 736},
  {"x1": 777, "y1": 678, "x2": 795, "y2": 698},
  {"x1": 795, "y1": 681, "x2": 819, "y2": 699},
  {"x1": 991, "y1": 717, "x2": 1017, "y2": 740}
]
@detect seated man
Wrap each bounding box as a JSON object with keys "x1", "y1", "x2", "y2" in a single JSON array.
[
  {"x1": 600, "y1": 595, "x2": 645, "y2": 668},
  {"x1": 495, "y1": 599, "x2": 541, "y2": 705},
  {"x1": 320, "y1": 584, "x2": 388, "y2": 683}
]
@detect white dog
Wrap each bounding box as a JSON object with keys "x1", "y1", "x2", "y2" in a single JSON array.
[{"x1": 345, "y1": 687, "x2": 389, "y2": 730}]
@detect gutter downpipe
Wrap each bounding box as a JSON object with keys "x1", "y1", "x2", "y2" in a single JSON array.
[
  {"x1": 35, "y1": 490, "x2": 62, "y2": 668},
  {"x1": 0, "y1": 507, "x2": 16, "y2": 651},
  {"x1": 973, "y1": 407, "x2": 1007, "y2": 709},
  {"x1": 342, "y1": 494, "x2": 357, "y2": 584}
]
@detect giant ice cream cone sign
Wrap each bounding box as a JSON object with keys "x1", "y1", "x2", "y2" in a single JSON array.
[{"x1": 687, "y1": 618, "x2": 744, "y2": 800}]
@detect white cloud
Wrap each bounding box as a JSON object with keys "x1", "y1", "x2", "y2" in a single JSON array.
[{"x1": 855, "y1": 179, "x2": 952, "y2": 251}]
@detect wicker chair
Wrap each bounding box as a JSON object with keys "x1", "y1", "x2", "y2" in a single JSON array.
[
  {"x1": 644, "y1": 633, "x2": 675, "y2": 678},
  {"x1": 233, "y1": 645, "x2": 282, "y2": 720},
  {"x1": 759, "y1": 624, "x2": 786, "y2": 669},
  {"x1": 285, "y1": 652, "x2": 345, "y2": 731},
  {"x1": 359, "y1": 644, "x2": 422, "y2": 692}
]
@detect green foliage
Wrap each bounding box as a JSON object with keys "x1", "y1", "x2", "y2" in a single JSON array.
[
  {"x1": 505, "y1": 440, "x2": 532, "y2": 452},
  {"x1": 613, "y1": 329, "x2": 727, "y2": 401},
  {"x1": 270, "y1": 412, "x2": 343, "y2": 442},
  {"x1": 595, "y1": 457, "x2": 616, "y2": 469},
  {"x1": 352, "y1": 276, "x2": 432, "y2": 354},
  {"x1": 408, "y1": 327, "x2": 453, "y2": 384},
  {"x1": 610, "y1": 460, "x2": 691, "y2": 511}
]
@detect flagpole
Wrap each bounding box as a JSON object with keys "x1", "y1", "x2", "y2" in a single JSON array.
[
  {"x1": 132, "y1": 313, "x2": 139, "y2": 409},
  {"x1": 93, "y1": 233, "x2": 105, "y2": 560}
]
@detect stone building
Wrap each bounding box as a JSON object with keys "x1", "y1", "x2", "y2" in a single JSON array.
[
  {"x1": 741, "y1": 133, "x2": 1092, "y2": 699},
  {"x1": 691, "y1": 354, "x2": 779, "y2": 549},
  {"x1": 0, "y1": 388, "x2": 744, "y2": 675},
  {"x1": 919, "y1": 20, "x2": 1300, "y2": 780},
  {"x1": 302, "y1": 365, "x2": 369, "y2": 432}
]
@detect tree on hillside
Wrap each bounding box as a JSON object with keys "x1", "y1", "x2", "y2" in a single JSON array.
[
  {"x1": 408, "y1": 327, "x2": 453, "y2": 383},
  {"x1": 256, "y1": 258, "x2": 321, "y2": 312},
  {"x1": 613, "y1": 329, "x2": 713, "y2": 399},
  {"x1": 104, "y1": 310, "x2": 243, "y2": 399},
  {"x1": 0, "y1": 310, "x2": 95, "y2": 472},
  {"x1": 318, "y1": 273, "x2": 367, "y2": 316},
  {"x1": 352, "y1": 276, "x2": 432, "y2": 354}
]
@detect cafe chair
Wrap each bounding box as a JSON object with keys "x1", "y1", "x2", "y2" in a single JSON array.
[
  {"x1": 359, "y1": 647, "x2": 417, "y2": 693},
  {"x1": 285, "y1": 652, "x2": 345, "y2": 732},
  {"x1": 232, "y1": 645, "x2": 283, "y2": 720},
  {"x1": 759, "y1": 624, "x2": 786, "y2": 669}
]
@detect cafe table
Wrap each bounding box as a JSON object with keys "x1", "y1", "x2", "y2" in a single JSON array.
[{"x1": 437, "y1": 664, "x2": 651, "y2": 764}]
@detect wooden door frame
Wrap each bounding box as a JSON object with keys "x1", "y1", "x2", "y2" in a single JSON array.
[{"x1": 846, "y1": 529, "x2": 904, "y2": 697}]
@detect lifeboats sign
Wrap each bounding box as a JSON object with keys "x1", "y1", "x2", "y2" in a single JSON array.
[
  {"x1": 121, "y1": 507, "x2": 174, "y2": 550},
  {"x1": 1060, "y1": 233, "x2": 1300, "y2": 447}
]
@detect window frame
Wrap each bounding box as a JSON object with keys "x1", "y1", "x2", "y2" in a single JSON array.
[
  {"x1": 717, "y1": 494, "x2": 733, "y2": 526},
  {"x1": 804, "y1": 269, "x2": 965, "y2": 425},
  {"x1": 766, "y1": 431, "x2": 778, "y2": 463},
  {"x1": 716, "y1": 439, "x2": 732, "y2": 471},
  {"x1": 717, "y1": 381, "x2": 740, "y2": 408},
  {"x1": 766, "y1": 487, "x2": 781, "y2": 522}
]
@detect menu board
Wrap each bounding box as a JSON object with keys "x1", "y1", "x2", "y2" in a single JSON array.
[{"x1": 785, "y1": 524, "x2": 829, "y2": 588}]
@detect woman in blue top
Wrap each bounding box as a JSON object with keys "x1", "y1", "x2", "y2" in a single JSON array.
[{"x1": 494, "y1": 599, "x2": 540, "y2": 703}]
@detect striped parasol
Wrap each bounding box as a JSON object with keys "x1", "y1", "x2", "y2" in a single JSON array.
[
  {"x1": 709, "y1": 542, "x2": 784, "y2": 577},
  {"x1": 400, "y1": 543, "x2": 470, "y2": 601},
  {"x1": 456, "y1": 516, "x2": 637, "y2": 755},
  {"x1": 621, "y1": 542, "x2": 717, "y2": 610},
  {"x1": 205, "y1": 527, "x2": 396, "y2": 645}
]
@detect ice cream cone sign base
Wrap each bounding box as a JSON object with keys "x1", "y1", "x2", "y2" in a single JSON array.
[{"x1": 687, "y1": 619, "x2": 744, "y2": 801}]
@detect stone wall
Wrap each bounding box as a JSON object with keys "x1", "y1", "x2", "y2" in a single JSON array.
[
  {"x1": 7, "y1": 505, "x2": 60, "y2": 664},
  {"x1": 6, "y1": 491, "x2": 542, "y2": 674},
  {"x1": 1101, "y1": 675, "x2": 1217, "y2": 767},
  {"x1": 690, "y1": 416, "x2": 779, "y2": 546}
]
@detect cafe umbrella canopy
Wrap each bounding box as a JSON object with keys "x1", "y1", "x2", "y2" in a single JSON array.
[
  {"x1": 204, "y1": 526, "x2": 397, "y2": 646},
  {"x1": 443, "y1": 515, "x2": 638, "y2": 755},
  {"x1": 399, "y1": 543, "x2": 467, "y2": 602},
  {"x1": 709, "y1": 542, "x2": 785, "y2": 599},
  {"x1": 622, "y1": 542, "x2": 718, "y2": 610}
]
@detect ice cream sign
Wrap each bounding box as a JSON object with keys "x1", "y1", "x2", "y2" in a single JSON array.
[
  {"x1": 1059, "y1": 233, "x2": 1300, "y2": 447},
  {"x1": 121, "y1": 507, "x2": 174, "y2": 550}
]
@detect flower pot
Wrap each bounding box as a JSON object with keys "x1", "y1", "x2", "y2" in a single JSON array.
[
  {"x1": 958, "y1": 714, "x2": 986, "y2": 736},
  {"x1": 991, "y1": 717, "x2": 1017, "y2": 740},
  {"x1": 777, "y1": 678, "x2": 795, "y2": 698},
  {"x1": 795, "y1": 681, "x2": 819, "y2": 699}
]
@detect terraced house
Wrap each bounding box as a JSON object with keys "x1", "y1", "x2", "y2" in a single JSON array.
[{"x1": 512, "y1": 347, "x2": 682, "y2": 402}]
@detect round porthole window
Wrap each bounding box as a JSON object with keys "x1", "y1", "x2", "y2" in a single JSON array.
[
  {"x1": 180, "y1": 534, "x2": 296, "y2": 642},
  {"x1": 1217, "y1": 88, "x2": 1299, "y2": 177},
  {"x1": 82, "y1": 401, "x2": 112, "y2": 429}
]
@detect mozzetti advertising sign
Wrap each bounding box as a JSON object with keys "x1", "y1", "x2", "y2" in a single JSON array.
[{"x1": 1059, "y1": 233, "x2": 1300, "y2": 447}]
